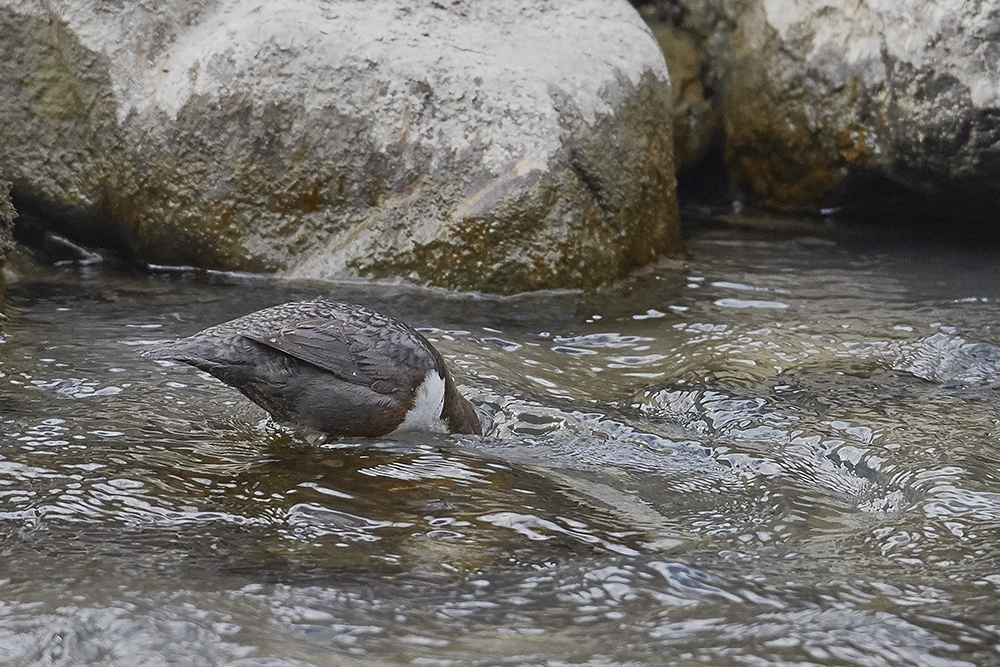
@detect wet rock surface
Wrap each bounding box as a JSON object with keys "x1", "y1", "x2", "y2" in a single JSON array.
[
  {"x1": 0, "y1": 171, "x2": 13, "y2": 254},
  {"x1": 0, "y1": 170, "x2": 15, "y2": 292},
  {"x1": 0, "y1": 0, "x2": 679, "y2": 293}
]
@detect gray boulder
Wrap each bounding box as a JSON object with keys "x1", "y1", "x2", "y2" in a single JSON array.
[
  {"x1": 649, "y1": 0, "x2": 1000, "y2": 214},
  {"x1": 0, "y1": 0, "x2": 679, "y2": 293}
]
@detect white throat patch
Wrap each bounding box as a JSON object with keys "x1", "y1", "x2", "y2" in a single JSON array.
[{"x1": 392, "y1": 370, "x2": 448, "y2": 434}]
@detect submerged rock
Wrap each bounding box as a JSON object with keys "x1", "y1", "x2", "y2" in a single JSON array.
[
  {"x1": 892, "y1": 333, "x2": 1000, "y2": 387},
  {"x1": 0, "y1": 0, "x2": 679, "y2": 293},
  {"x1": 645, "y1": 0, "x2": 1000, "y2": 218}
]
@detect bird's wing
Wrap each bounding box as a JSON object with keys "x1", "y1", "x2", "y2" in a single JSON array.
[{"x1": 245, "y1": 309, "x2": 440, "y2": 394}]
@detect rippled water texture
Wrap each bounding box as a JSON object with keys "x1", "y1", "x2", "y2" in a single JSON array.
[{"x1": 3, "y1": 220, "x2": 1000, "y2": 666}]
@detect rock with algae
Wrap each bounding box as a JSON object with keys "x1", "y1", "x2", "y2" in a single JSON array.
[
  {"x1": 644, "y1": 0, "x2": 1000, "y2": 218},
  {"x1": 0, "y1": 0, "x2": 679, "y2": 294},
  {"x1": 0, "y1": 170, "x2": 14, "y2": 265}
]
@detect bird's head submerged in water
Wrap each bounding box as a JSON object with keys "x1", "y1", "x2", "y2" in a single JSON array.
[{"x1": 143, "y1": 298, "x2": 482, "y2": 438}]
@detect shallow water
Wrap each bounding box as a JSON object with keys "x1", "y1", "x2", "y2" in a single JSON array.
[{"x1": 2, "y1": 219, "x2": 1000, "y2": 666}]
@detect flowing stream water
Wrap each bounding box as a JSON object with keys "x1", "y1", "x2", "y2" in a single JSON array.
[{"x1": 2, "y1": 217, "x2": 1000, "y2": 666}]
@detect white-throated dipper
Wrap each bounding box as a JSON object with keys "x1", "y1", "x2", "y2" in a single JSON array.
[{"x1": 143, "y1": 298, "x2": 482, "y2": 438}]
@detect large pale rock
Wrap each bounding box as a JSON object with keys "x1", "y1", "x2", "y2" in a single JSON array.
[
  {"x1": 649, "y1": 0, "x2": 1000, "y2": 214},
  {"x1": 0, "y1": 0, "x2": 678, "y2": 293}
]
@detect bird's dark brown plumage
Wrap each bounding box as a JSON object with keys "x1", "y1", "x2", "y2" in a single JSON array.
[{"x1": 143, "y1": 298, "x2": 482, "y2": 438}]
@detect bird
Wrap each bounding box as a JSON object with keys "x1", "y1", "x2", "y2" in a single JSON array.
[{"x1": 142, "y1": 297, "x2": 482, "y2": 438}]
